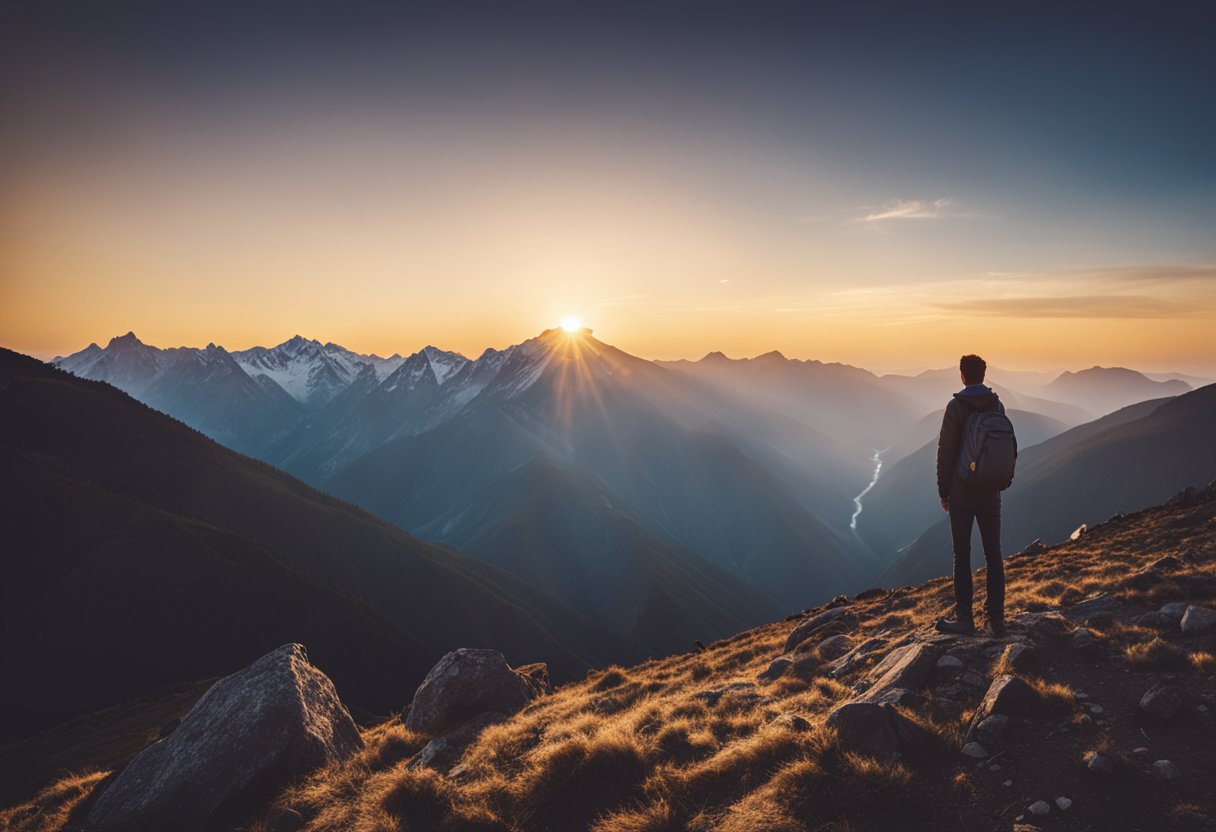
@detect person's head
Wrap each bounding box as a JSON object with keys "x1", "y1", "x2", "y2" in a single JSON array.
[{"x1": 959, "y1": 354, "x2": 987, "y2": 385}]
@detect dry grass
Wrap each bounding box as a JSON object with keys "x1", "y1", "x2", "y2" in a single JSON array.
[
  {"x1": 1125, "y1": 637, "x2": 1187, "y2": 669},
  {"x1": 1188, "y1": 651, "x2": 1216, "y2": 673},
  {"x1": 10, "y1": 497, "x2": 1216, "y2": 832},
  {"x1": 0, "y1": 772, "x2": 108, "y2": 832}
]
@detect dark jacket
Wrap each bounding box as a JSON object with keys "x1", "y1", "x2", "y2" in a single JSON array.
[{"x1": 936, "y1": 386, "x2": 1005, "y2": 501}]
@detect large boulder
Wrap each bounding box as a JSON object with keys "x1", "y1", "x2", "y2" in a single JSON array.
[
  {"x1": 856, "y1": 642, "x2": 938, "y2": 703},
  {"x1": 87, "y1": 644, "x2": 362, "y2": 832},
  {"x1": 826, "y1": 700, "x2": 932, "y2": 758},
  {"x1": 785, "y1": 607, "x2": 854, "y2": 652},
  {"x1": 405, "y1": 648, "x2": 546, "y2": 735},
  {"x1": 975, "y1": 675, "x2": 1040, "y2": 720},
  {"x1": 1181, "y1": 605, "x2": 1216, "y2": 634}
]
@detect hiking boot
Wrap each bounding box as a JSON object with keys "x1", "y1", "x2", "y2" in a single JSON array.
[
  {"x1": 988, "y1": 616, "x2": 1006, "y2": 637},
  {"x1": 934, "y1": 616, "x2": 975, "y2": 635}
]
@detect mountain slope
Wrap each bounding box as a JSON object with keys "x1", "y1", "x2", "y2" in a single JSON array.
[
  {"x1": 885, "y1": 388, "x2": 1214, "y2": 586},
  {"x1": 1042, "y1": 365, "x2": 1191, "y2": 414},
  {"x1": 327, "y1": 329, "x2": 871, "y2": 614},
  {"x1": 857, "y1": 408, "x2": 1068, "y2": 559},
  {"x1": 12, "y1": 485, "x2": 1216, "y2": 831},
  {"x1": 0, "y1": 349, "x2": 629, "y2": 741}
]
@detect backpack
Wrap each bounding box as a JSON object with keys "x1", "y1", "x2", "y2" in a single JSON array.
[{"x1": 955, "y1": 407, "x2": 1017, "y2": 491}]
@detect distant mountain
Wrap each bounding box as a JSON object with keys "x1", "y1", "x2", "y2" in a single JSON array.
[
  {"x1": 0, "y1": 349, "x2": 629, "y2": 742},
  {"x1": 1041, "y1": 366, "x2": 1190, "y2": 414},
  {"x1": 54, "y1": 333, "x2": 305, "y2": 457},
  {"x1": 267, "y1": 345, "x2": 503, "y2": 482},
  {"x1": 857, "y1": 408, "x2": 1069, "y2": 560},
  {"x1": 658, "y1": 350, "x2": 924, "y2": 446},
  {"x1": 231, "y1": 335, "x2": 404, "y2": 408},
  {"x1": 327, "y1": 329, "x2": 872, "y2": 614},
  {"x1": 884, "y1": 387, "x2": 1215, "y2": 587}
]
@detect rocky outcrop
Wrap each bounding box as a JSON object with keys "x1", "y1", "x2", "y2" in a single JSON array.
[
  {"x1": 405, "y1": 649, "x2": 548, "y2": 736},
  {"x1": 1139, "y1": 684, "x2": 1182, "y2": 721},
  {"x1": 784, "y1": 607, "x2": 854, "y2": 653},
  {"x1": 1180, "y1": 605, "x2": 1216, "y2": 634},
  {"x1": 87, "y1": 644, "x2": 362, "y2": 832},
  {"x1": 825, "y1": 700, "x2": 932, "y2": 758}
]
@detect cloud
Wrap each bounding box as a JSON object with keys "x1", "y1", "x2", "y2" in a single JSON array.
[
  {"x1": 860, "y1": 198, "x2": 955, "y2": 222},
  {"x1": 1055, "y1": 264, "x2": 1216, "y2": 284},
  {"x1": 933, "y1": 295, "x2": 1201, "y2": 319}
]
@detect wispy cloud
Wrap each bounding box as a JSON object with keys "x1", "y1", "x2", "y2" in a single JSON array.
[
  {"x1": 933, "y1": 295, "x2": 1201, "y2": 319},
  {"x1": 860, "y1": 197, "x2": 955, "y2": 222}
]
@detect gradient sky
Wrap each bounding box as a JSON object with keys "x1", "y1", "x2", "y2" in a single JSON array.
[{"x1": 2, "y1": 1, "x2": 1214, "y2": 373}]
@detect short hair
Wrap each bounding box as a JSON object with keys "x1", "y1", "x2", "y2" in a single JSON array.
[{"x1": 960, "y1": 354, "x2": 987, "y2": 385}]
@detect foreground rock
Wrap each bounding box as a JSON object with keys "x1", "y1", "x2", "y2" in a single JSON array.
[
  {"x1": 88, "y1": 644, "x2": 362, "y2": 832},
  {"x1": 405, "y1": 648, "x2": 549, "y2": 735},
  {"x1": 825, "y1": 700, "x2": 932, "y2": 758},
  {"x1": 1180, "y1": 605, "x2": 1216, "y2": 634},
  {"x1": 1139, "y1": 683, "x2": 1182, "y2": 721}
]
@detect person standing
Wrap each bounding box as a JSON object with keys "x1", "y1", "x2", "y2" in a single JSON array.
[{"x1": 934, "y1": 354, "x2": 1016, "y2": 636}]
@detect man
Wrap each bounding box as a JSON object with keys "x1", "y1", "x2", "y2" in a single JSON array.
[{"x1": 934, "y1": 354, "x2": 1009, "y2": 636}]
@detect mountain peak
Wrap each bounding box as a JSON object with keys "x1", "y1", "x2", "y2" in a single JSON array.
[
  {"x1": 107, "y1": 331, "x2": 145, "y2": 349},
  {"x1": 754, "y1": 349, "x2": 786, "y2": 362}
]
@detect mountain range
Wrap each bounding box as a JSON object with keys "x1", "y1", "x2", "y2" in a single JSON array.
[{"x1": 49, "y1": 331, "x2": 1208, "y2": 618}]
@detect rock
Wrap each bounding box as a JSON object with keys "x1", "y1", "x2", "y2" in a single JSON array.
[
  {"x1": 1151, "y1": 759, "x2": 1180, "y2": 780},
  {"x1": 1084, "y1": 750, "x2": 1115, "y2": 774},
  {"x1": 1017, "y1": 539, "x2": 1047, "y2": 558},
  {"x1": 853, "y1": 587, "x2": 888, "y2": 601},
  {"x1": 826, "y1": 593, "x2": 852, "y2": 608},
  {"x1": 1140, "y1": 684, "x2": 1182, "y2": 721},
  {"x1": 1069, "y1": 524, "x2": 1087, "y2": 541},
  {"x1": 1013, "y1": 825, "x2": 1041, "y2": 832},
  {"x1": 1150, "y1": 555, "x2": 1183, "y2": 572},
  {"x1": 1133, "y1": 611, "x2": 1175, "y2": 630},
  {"x1": 1123, "y1": 566, "x2": 1164, "y2": 591},
  {"x1": 1132, "y1": 746, "x2": 1150, "y2": 756},
  {"x1": 410, "y1": 736, "x2": 449, "y2": 771},
  {"x1": 759, "y1": 656, "x2": 792, "y2": 683},
  {"x1": 1028, "y1": 799, "x2": 1051, "y2": 816},
  {"x1": 825, "y1": 700, "x2": 932, "y2": 758},
  {"x1": 859, "y1": 686, "x2": 925, "y2": 709},
  {"x1": 87, "y1": 644, "x2": 362, "y2": 832},
  {"x1": 860, "y1": 642, "x2": 939, "y2": 700},
  {"x1": 514, "y1": 662, "x2": 553, "y2": 697},
  {"x1": 974, "y1": 714, "x2": 1010, "y2": 748},
  {"x1": 1160, "y1": 601, "x2": 1190, "y2": 621},
  {"x1": 999, "y1": 642, "x2": 1037, "y2": 673},
  {"x1": 768, "y1": 713, "x2": 813, "y2": 732},
  {"x1": 977, "y1": 675, "x2": 1039, "y2": 719},
  {"x1": 960, "y1": 670, "x2": 987, "y2": 688},
  {"x1": 1088, "y1": 703, "x2": 1104, "y2": 715},
  {"x1": 817, "y1": 634, "x2": 853, "y2": 660},
  {"x1": 936, "y1": 654, "x2": 965, "y2": 677},
  {"x1": 1017, "y1": 611, "x2": 1070, "y2": 642},
  {"x1": 1065, "y1": 593, "x2": 1120, "y2": 627},
  {"x1": 408, "y1": 711, "x2": 505, "y2": 774},
  {"x1": 694, "y1": 681, "x2": 756, "y2": 707},
  {"x1": 785, "y1": 606, "x2": 854, "y2": 652},
  {"x1": 1055, "y1": 796, "x2": 1073, "y2": 811},
  {"x1": 1181, "y1": 605, "x2": 1216, "y2": 634},
  {"x1": 961, "y1": 741, "x2": 988, "y2": 758},
  {"x1": 405, "y1": 648, "x2": 544, "y2": 735},
  {"x1": 1072, "y1": 629, "x2": 1099, "y2": 650}
]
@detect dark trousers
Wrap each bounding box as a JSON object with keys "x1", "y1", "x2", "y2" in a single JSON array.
[{"x1": 948, "y1": 502, "x2": 1004, "y2": 622}]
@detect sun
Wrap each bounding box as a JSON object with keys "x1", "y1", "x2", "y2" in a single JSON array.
[{"x1": 560, "y1": 316, "x2": 582, "y2": 333}]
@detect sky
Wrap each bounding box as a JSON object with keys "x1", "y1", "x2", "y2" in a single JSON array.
[{"x1": 2, "y1": 1, "x2": 1215, "y2": 374}]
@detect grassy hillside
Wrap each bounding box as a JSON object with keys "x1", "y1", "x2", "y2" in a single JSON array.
[{"x1": 8, "y1": 487, "x2": 1216, "y2": 831}]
